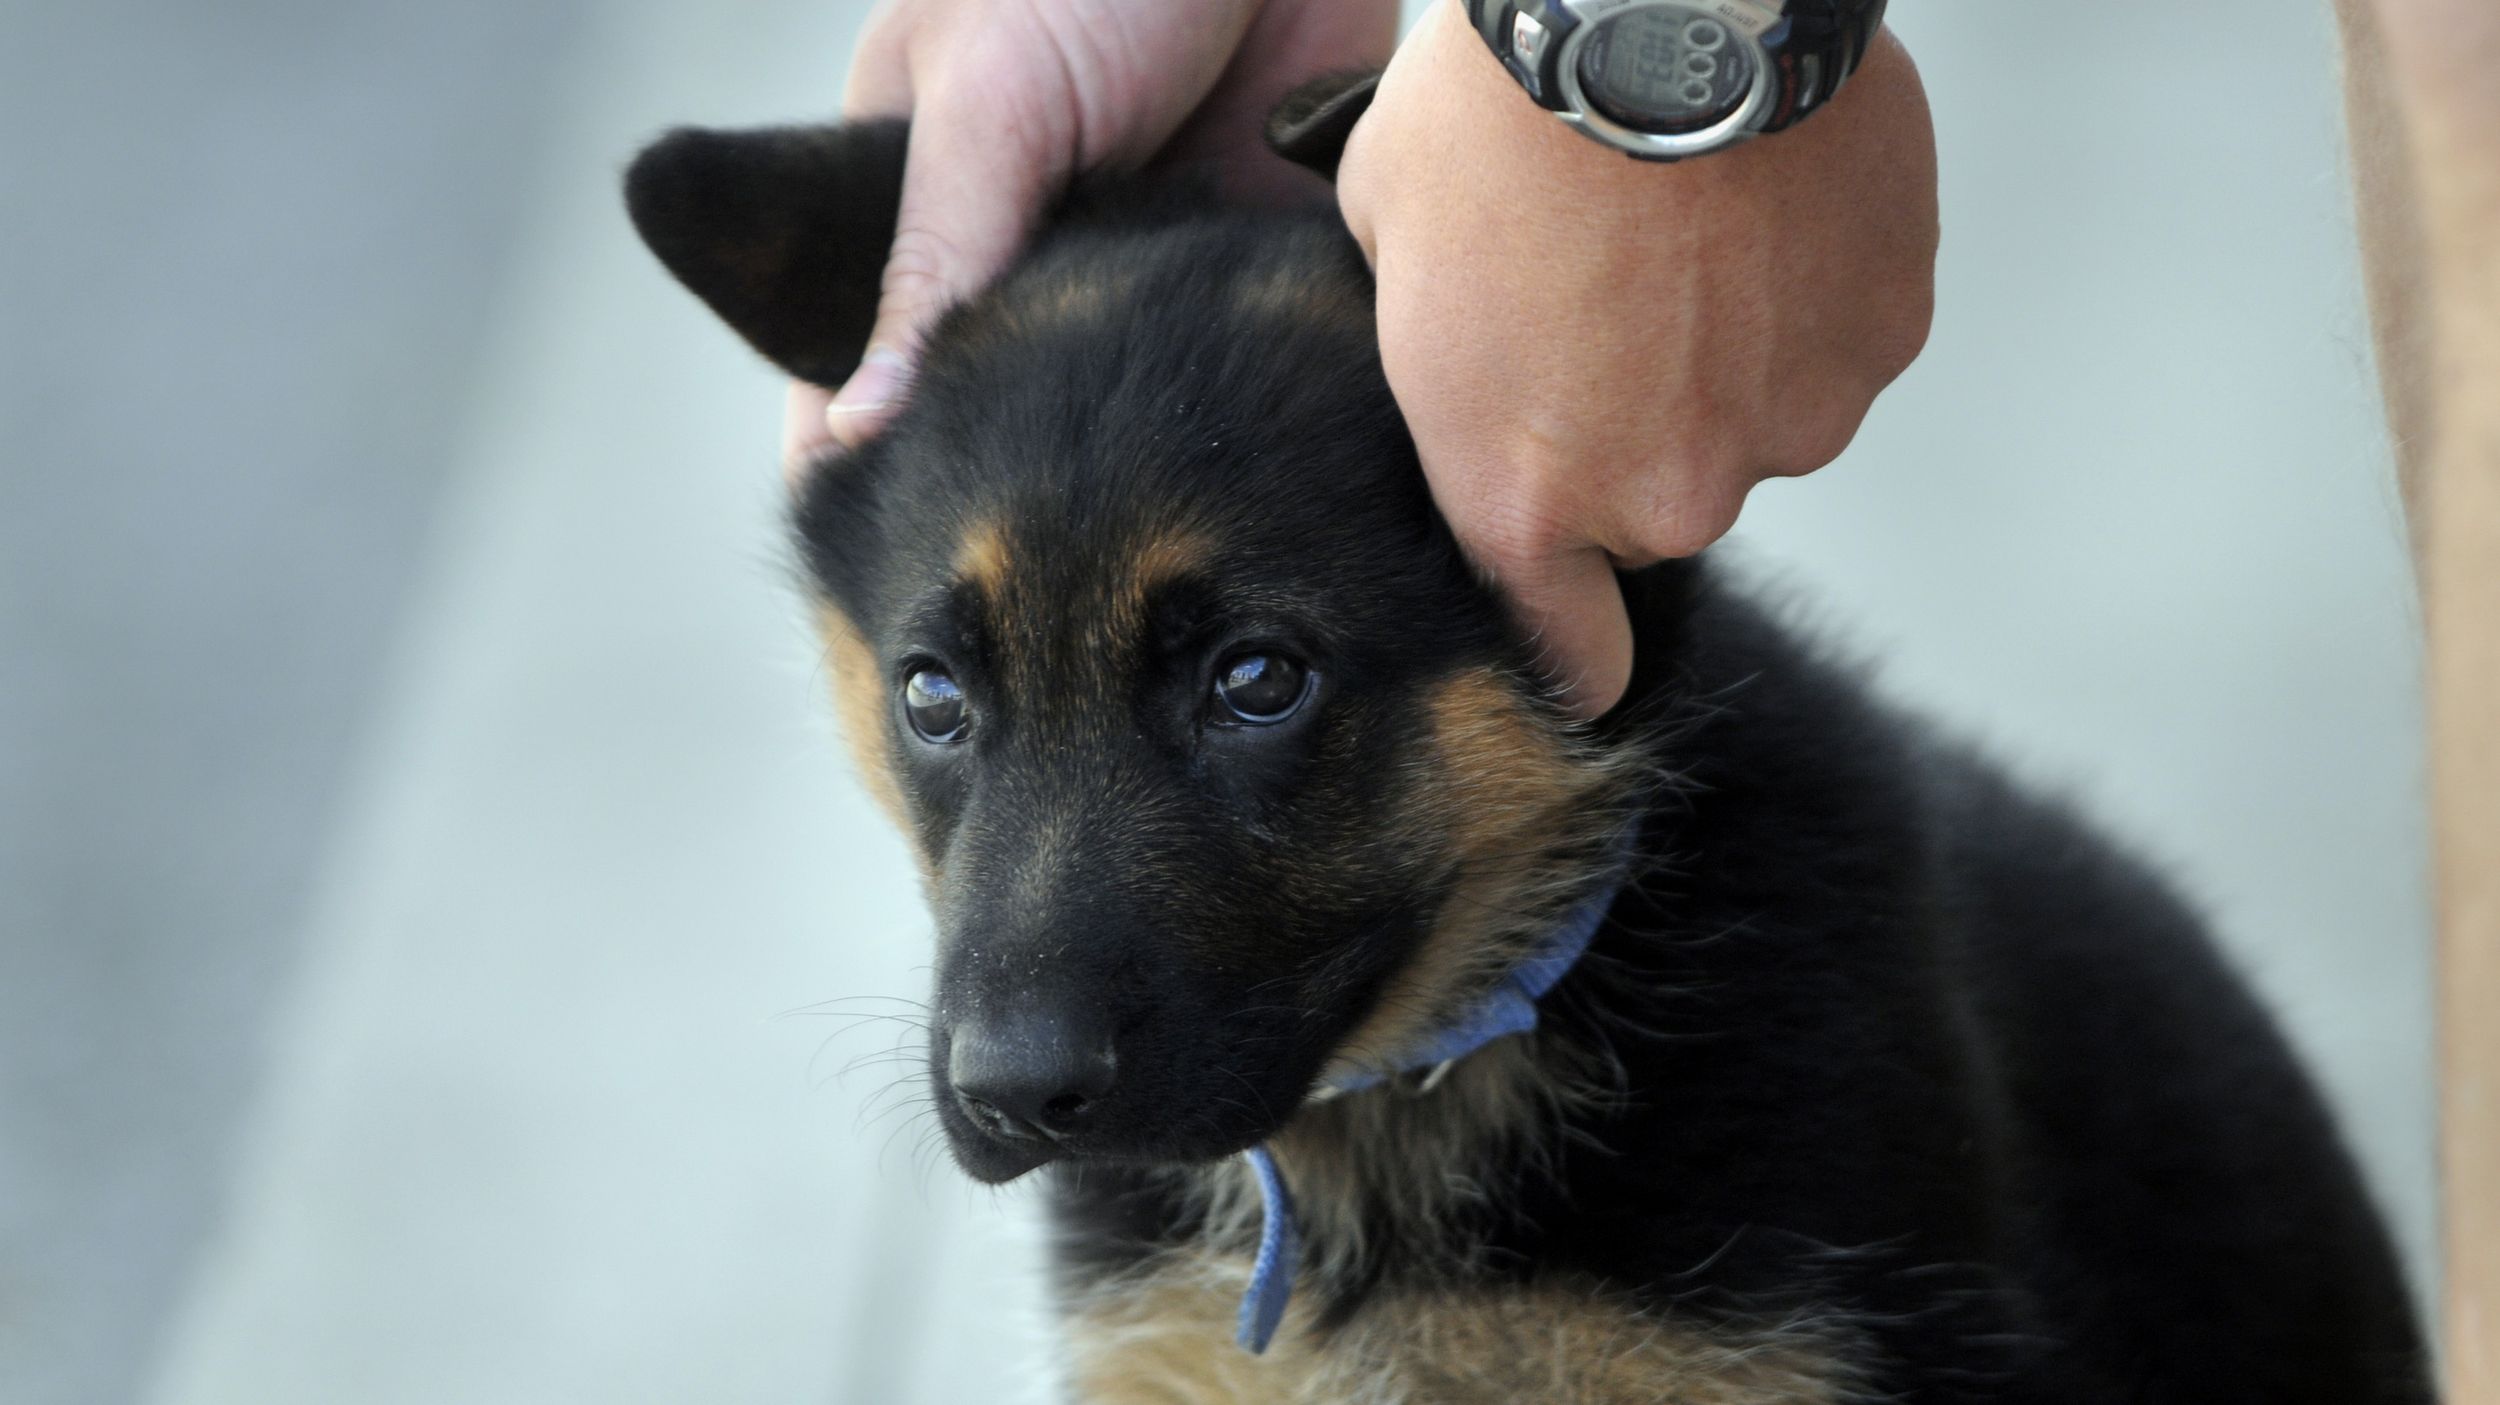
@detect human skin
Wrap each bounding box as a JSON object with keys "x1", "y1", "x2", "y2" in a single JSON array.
[
  {"x1": 2335, "y1": 1, "x2": 2500, "y2": 1396},
  {"x1": 1334, "y1": 1, "x2": 1934, "y2": 713},
  {"x1": 806, "y1": 0, "x2": 1937, "y2": 718}
]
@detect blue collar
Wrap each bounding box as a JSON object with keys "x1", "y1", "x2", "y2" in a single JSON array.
[{"x1": 1232, "y1": 874, "x2": 1623, "y2": 1353}]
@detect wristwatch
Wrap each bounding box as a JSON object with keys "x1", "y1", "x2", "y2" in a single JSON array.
[{"x1": 1463, "y1": 0, "x2": 1888, "y2": 161}]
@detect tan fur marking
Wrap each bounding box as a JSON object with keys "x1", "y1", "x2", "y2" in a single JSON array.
[
  {"x1": 956, "y1": 520, "x2": 1207, "y2": 695},
  {"x1": 1116, "y1": 529, "x2": 1210, "y2": 619},
  {"x1": 813, "y1": 603, "x2": 918, "y2": 865},
  {"x1": 1089, "y1": 529, "x2": 1212, "y2": 661},
  {"x1": 953, "y1": 518, "x2": 1013, "y2": 601},
  {"x1": 1328, "y1": 668, "x2": 1617, "y2": 1079},
  {"x1": 1191, "y1": 1038, "x2": 1598, "y2": 1294},
  {"x1": 1064, "y1": 1257, "x2": 1849, "y2": 1405}
]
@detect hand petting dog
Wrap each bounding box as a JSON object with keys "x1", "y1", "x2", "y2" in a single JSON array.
[
  {"x1": 797, "y1": 0, "x2": 1937, "y2": 718},
  {"x1": 790, "y1": 0, "x2": 1399, "y2": 470},
  {"x1": 1338, "y1": 3, "x2": 1935, "y2": 716}
]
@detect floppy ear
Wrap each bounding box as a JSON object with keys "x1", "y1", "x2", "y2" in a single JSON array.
[
  {"x1": 623, "y1": 120, "x2": 908, "y2": 388},
  {"x1": 1263, "y1": 71, "x2": 1381, "y2": 182}
]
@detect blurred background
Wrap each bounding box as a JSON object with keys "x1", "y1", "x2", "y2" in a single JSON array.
[{"x1": 0, "y1": 1, "x2": 2431, "y2": 1401}]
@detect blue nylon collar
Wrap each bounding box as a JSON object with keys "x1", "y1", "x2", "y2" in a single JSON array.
[{"x1": 1232, "y1": 874, "x2": 1623, "y2": 1353}]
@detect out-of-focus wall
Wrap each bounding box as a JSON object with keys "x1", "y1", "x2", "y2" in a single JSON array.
[
  {"x1": 0, "y1": 3, "x2": 598, "y2": 1401},
  {"x1": 0, "y1": 2, "x2": 2429, "y2": 1403}
]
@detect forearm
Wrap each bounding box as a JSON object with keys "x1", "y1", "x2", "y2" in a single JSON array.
[
  {"x1": 2333, "y1": 0, "x2": 2432, "y2": 523},
  {"x1": 2336, "y1": 0, "x2": 2500, "y2": 514},
  {"x1": 2335, "y1": 1, "x2": 2500, "y2": 1398}
]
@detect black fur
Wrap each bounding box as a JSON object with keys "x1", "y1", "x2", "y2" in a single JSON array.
[
  {"x1": 626, "y1": 114, "x2": 2429, "y2": 1402},
  {"x1": 1264, "y1": 70, "x2": 1381, "y2": 182},
  {"x1": 625, "y1": 121, "x2": 907, "y2": 387}
]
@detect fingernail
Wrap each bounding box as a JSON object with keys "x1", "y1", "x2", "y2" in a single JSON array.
[{"x1": 827, "y1": 346, "x2": 908, "y2": 422}]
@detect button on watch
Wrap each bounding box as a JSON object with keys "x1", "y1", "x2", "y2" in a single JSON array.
[
  {"x1": 1467, "y1": 0, "x2": 1888, "y2": 162},
  {"x1": 1510, "y1": 12, "x2": 1550, "y2": 94}
]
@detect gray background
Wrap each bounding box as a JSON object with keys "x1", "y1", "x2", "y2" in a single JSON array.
[{"x1": 0, "y1": 1, "x2": 2431, "y2": 1402}]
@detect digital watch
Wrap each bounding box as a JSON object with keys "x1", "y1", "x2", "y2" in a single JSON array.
[{"x1": 1464, "y1": 0, "x2": 1889, "y2": 161}]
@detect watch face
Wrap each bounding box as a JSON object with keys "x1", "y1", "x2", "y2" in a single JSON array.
[{"x1": 1575, "y1": 5, "x2": 1759, "y2": 135}]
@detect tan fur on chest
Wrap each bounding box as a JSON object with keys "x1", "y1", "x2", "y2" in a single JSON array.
[{"x1": 1062, "y1": 1256, "x2": 1848, "y2": 1405}]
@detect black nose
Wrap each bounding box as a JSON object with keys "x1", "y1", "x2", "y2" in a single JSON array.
[{"x1": 947, "y1": 1013, "x2": 1117, "y2": 1143}]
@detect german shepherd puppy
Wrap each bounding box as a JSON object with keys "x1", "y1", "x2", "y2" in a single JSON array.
[{"x1": 624, "y1": 79, "x2": 2429, "y2": 1404}]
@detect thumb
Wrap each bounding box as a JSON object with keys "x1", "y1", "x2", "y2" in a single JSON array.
[
  {"x1": 1484, "y1": 542, "x2": 1635, "y2": 719},
  {"x1": 826, "y1": 87, "x2": 1069, "y2": 449}
]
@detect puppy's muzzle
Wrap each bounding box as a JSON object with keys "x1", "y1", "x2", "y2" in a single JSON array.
[{"x1": 946, "y1": 1011, "x2": 1117, "y2": 1144}]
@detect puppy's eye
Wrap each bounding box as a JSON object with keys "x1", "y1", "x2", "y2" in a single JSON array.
[
  {"x1": 903, "y1": 667, "x2": 970, "y2": 743},
  {"x1": 1213, "y1": 653, "x2": 1312, "y2": 725}
]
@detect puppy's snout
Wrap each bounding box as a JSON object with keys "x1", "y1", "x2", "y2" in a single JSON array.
[{"x1": 947, "y1": 1012, "x2": 1117, "y2": 1143}]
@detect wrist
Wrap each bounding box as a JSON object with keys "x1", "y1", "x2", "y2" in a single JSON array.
[{"x1": 1454, "y1": 0, "x2": 1887, "y2": 162}]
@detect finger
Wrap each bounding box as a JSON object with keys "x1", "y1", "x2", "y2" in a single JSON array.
[
  {"x1": 1616, "y1": 466, "x2": 1753, "y2": 563},
  {"x1": 826, "y1": 65, "x2": 1072, "y2": 448},
  {"x1": 1330, "y1": 0, "x2": 1445, "y2": 267},
  {"x1": 1492, "y1": 543, "x2": 1635, "y2": 719},
  {"x1": 841, "y1": 0, "x2": 916, "y2": 118},
  {"x1": 1333, "y1": 103, "x2": 1384, "y2": 264},
  {"x1": 782, "y1": 380, "x2": 838, "y2": 490}
]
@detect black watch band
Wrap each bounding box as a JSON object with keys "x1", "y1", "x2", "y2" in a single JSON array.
[{"x1": 1464, "y1": 0, "x2": 1889, "y2": 160}]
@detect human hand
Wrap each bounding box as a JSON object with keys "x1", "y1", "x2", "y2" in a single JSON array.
[
  {"x1": 784, "y1": 0, "x2": 1399, "y2": 477},
  {"x1": 1337, "y1": 1, "x2": 1938, "y2": 716}
]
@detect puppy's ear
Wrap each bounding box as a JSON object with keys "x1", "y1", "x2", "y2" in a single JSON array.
[
  {"x1": 1264, "y1": 71, "x2": 1381, "y2": 182},
  {"x1": 623, "y1": 120, "x2": 907, "y2": 388}
]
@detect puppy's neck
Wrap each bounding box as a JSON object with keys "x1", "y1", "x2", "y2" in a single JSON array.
[{"x1": 1197, "y1": 1001, "x2": 1615, "y2": 1298}]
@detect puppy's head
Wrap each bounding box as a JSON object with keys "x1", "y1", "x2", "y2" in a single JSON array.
[{"x1": 627, "y1": 97, "x2": 1643, "y2": 1183}]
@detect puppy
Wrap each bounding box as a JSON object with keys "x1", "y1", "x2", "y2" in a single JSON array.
[{"x1": 624, "y1": 83, "x2": 2429, "y2": 1404}]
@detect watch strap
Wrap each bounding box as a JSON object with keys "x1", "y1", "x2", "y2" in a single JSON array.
[{"x1": 1761, "y1": 0, "x2": 1889, "y2": 133}]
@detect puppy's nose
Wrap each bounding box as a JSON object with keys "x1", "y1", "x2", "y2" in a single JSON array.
[{"x1": 948, "y1": 1013, "x2": 1116, "y2": 1143}]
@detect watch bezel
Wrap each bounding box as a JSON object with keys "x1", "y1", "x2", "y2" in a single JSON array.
[{"x1": 1550, "y1": 0, "x2": 1779, "y2": 161}]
